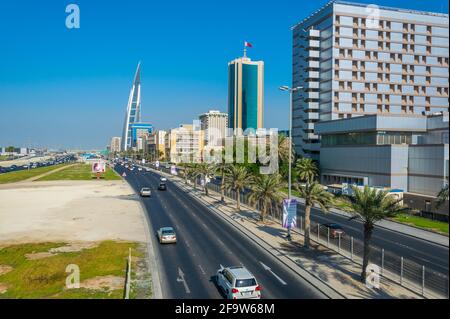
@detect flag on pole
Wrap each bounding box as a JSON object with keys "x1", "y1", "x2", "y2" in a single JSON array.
[{"x1": 244, "y1": 41, "x2": 253, "y2": 48}]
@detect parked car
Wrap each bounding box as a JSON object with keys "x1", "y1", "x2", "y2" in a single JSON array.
[
  {"x1": 157, "y1": 227, "x2": 177, "y2": 244},
  {"x1": 140, "y1": 187, "x2": 152, "y2": 197},
  {"x1": 323, "y1": 223, "x2": 345, "y2": 238},
  {"x1": 158, "y1": 183, "x2": 167, "y2": 191},
  {"x1": 216, "y1": 266, "x2": 261, "y2": 299}
]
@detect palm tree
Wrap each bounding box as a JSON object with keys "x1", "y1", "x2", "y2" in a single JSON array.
[
  {"x1": 294, "y1": 181, "x2": 333, "y2": 248},
  {"x1": 195, "y1": 163, "x2": 216, "y2": 196},
  {"x1": 435, "y1": 180, "x2": 449, "y2": 209},
  {"x1": 249, "y1": 173, "x2": 286, "y2": 222},
  {"x1": 346, "y1": 186, "x2": 405, "y2": 283},
  {"x1": 224, "y1": 165, "x2": 253, "y2": 211},
  {"x1": 278, "y1": 134, "x2": 293, "y2": 165},
  {"x1": 180, "y1": 164, "x2": 193, "y2": 185},
  {"x1": 215, "y1": 151, "x2": 229, "y2": 202},
  {"x1": 295, "y1": 157, "x2": 319, "y2": 183},
  {"x1": 189, "y1": 164, "x2": 200, "y2": 189}
]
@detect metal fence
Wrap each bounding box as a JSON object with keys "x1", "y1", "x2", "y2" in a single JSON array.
[
  {"x1": 158, "y1": 166, "x2": 449, "y2": 299},
  {"x1": 204, "y1": 180, "x2": 449, "y2": 299}
]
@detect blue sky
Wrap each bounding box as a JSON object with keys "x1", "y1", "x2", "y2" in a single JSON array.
[{"x1": 0, "y1": 0, "x2": 448, "y2": 149}]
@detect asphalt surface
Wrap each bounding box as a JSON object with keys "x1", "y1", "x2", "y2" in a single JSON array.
[
  {"x1": 208, "y1": 178, "x2": 449, "y2": 276},
  {"x1": 296, "y1": 206, "x2": 449, "y2": 276},
  {"x1": 115, "y1": 165, "x2": 327, "y2": 299}
]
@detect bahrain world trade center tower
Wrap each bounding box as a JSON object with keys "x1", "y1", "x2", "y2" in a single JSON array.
[{"x1": 122, "y1": 62, "x2": 142, "y2": 151}]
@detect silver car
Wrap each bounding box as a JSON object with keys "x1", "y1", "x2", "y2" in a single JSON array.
[
  {"x1": 157, "y1": 227, "x2": 177, "y2": 244},
  {"x1": 216, "y1": 266, "x2": 261, "y2": 299},
  {"x1": 140, "y1": 187, "x2": 152, "y2": 197}
]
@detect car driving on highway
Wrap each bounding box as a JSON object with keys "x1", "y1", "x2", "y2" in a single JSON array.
[
  {"x1": 216, "y1": 266, "x2": 261, "y2": 299},
  {"x1": 157, "y1": 227, "x2": 177, "y2": 244},
  {"x1": 140, "y1": 187, "x2": 152, "y2": 197},
  {"x1": 158, "y1": 182, "x2": 167, "y2": 191},
  {"x1": 323, "y1": 223, "x2": 345, "y2": 238}
]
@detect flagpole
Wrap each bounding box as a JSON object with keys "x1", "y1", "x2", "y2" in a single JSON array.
[{"x1": 243, "y1": 42, "x2": 247, "y2": 58}]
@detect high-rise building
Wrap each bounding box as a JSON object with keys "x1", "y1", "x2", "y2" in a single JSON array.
[
  {"x1": 110, "y1": 137, "x2": 122, "y2": 153},
  {"x1": 228, "y1": 55, "x2": 264, "y2": 133},
  {"x1": 292, "y1": 1, "x2": 449, "y2": 160},
  {"x1": 147, "y1": 130, "x2": 166, "y2": 160},
  {"x1": 166, "y1": 124, "x2": 204, "y2": 164},
  {"x1": 122, "y1": 62, "x2": 142, "y2": 151},
  {"x1": 130, "y1": 123, "x2": 153, "y2": 150},
  {"x1": 199, "y1": 110, "x2": 228, "y2": 148}
]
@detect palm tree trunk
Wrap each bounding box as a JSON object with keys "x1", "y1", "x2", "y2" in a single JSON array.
[
  {"x1": 220, "y1": 168, "x2": 225, "y2": 202},
  {"x1": 361, "y1": 223, "x2": 374, "y2": 283},
  {"x1": 204, "y1": 180, "x2": 209, "y2": 196},
  {"x1": 236, "y1": 188, "x2": 241, "y2": 211},
  {"x1": 304, "y1": 204, "x2": 311, "y2": 248},
  {"x1": 260, "y1": 202, "x2": 266, "y2": 222}
]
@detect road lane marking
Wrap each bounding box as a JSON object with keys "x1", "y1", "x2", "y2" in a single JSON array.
[
  {"x1": 176, "y1": 267, "x2": 191, "y2": 294},
  {"x1": 199, "y1": 265, "x2": 206, "y2": 275},
  {"x1": 260, "y1": 262, "x2": 287, "y2": 285}
]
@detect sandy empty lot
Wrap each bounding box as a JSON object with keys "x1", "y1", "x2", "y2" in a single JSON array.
[{"x1": 0, "y1": 180, "x2": 148, "y2": 245}]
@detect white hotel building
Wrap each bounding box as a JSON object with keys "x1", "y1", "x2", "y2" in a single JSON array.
[{"x1": 292, "y1": 1, "x2": 449, "y2": 160}]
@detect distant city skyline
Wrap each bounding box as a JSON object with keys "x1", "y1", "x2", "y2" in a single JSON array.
[{"x1": 0, "y1": 0, "x2": 448, "y2": 149}]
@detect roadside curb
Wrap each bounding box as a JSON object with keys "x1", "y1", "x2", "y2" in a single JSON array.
[
  {"x1": 122, "y1": 177, "x2": 164, "y2": 299},
  {"x1": 154, "y1": 168, "x2": 345, "y2": 300}
]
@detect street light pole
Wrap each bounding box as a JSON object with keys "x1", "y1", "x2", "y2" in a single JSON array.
[
  {"x1": 279, "y1": 85, "x2": 303, "y2": 242},
  {"x1": 279, "y1": 85, "x2": 303, "y2": 199}
]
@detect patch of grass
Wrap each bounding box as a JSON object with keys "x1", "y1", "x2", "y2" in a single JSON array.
[
  {"x1": 0, "y1": 241, "x2": 144, "y2": 299},
  {"x1": 36, "y1": 164, "x2": 121, "y2": 181},
  {"x1": 0, "y1": 164, "x2": 69, "y2": 184},
  {"x1": 391, "y1": 214, "x2": 449, "y2": 235}
]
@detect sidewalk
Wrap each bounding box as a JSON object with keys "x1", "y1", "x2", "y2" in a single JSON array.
[
  {"x1": 158, "y1": 169, "x2": 422, "y2": 299},
  {"x1": 293, "y1": 196, "x2": 449, "y2": 247}
]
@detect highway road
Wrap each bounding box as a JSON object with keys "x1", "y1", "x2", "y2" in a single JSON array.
[
  {"x1": 296, "y1": 205, "x2": 449, "y2": 275},
  {"x1": 115, "y1": 164, "x2": 327, "y2": 299},
  {"x1": 206, "y1": 177, "x2": 449, "y2": 276}
]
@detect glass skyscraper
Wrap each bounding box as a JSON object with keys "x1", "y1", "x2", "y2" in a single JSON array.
[
  {"x1": 228, "y1": 56, "x2": 264, "y2": 133},
  {"x1": 122, "y1": 62, "x2": 142, "y2": 151}
]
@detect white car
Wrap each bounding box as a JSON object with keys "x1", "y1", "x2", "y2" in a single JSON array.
[
  {"x1": 138, "y1": 167, "x2": 143, "y2": 171},
  {"x1": 216, "y1": 266, "x2": 261, "y2": 299},
  {"x1": 157, "y1": 227, "x2": 177, "y2": 244},
  {"x1": 140, "y1": 187, "x2": 152, "y2": 197},
  {"x1": 160, "y1": 177, "x2": 167, "y2": 182}
]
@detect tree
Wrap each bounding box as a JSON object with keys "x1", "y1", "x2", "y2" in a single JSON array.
[
  {"x1": 346, "y1": 186, "x2": 405, "y2": 283},
  {"x1": 277, "y1": 134, "x2": 293, "y2": 165},
  {"x1": 249, "y1": 173, "x2": 286, "y2": 222},
  {"x1": 195, "y1": 163, "x2": 216, "y2": 196},
  {"x1": 294, "y1": 181, "x2": 333, "y2": 248},
  {"x1": 215, "y1": 150, "x2": 229, "y2": 202},
  {"x1": 224, "y1": 165, "x2": 253, "y2": 211},
  {"x1": 435, "y1": 180, "x2": 449, "y2": 209},
  {"x1": 295, "y1": 157, "x2": 319, "y2": 183}
]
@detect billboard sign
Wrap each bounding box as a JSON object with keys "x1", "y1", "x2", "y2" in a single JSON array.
[
  {"x1": 170, "y1": 165, "x2": 177, "y2": 175},
  {"x1": 92, "y1": 161, "x2": 106, "y2": 173},
  {"x1": 282, "y1": 199, "x2": 297, "y2": 229},
  {"x1": 155, "y1": 161, "x2": 160, "y2": 168}
]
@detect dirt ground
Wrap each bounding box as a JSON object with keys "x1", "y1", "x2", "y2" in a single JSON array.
[{"x1": 0, "y1": 180, "x2": 148, "y2": 245}]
